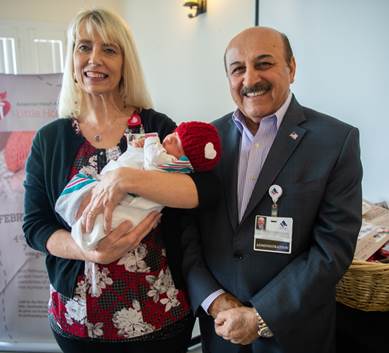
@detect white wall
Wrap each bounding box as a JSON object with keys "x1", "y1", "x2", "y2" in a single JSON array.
[
  {"x1": 122, "y1": 0, "x2": 254, "y2": 123},
  {"x1": 0, "y1": 0, "x2": 124, "y2": 23},
  {"x1": 258, "y1": 0, "x2": 389, "y2": 203},
  {"x1": 0, "y1": 0, "x2": 124, "y2": 74}
]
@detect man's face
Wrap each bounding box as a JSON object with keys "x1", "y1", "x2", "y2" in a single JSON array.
[{"x1": 225, "y1": 28, "x2": 296, "y2": 132}]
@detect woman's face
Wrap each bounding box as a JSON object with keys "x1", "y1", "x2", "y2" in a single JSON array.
[{"x1": 73, "y1": 25, "x2": 123, "y2": 98}]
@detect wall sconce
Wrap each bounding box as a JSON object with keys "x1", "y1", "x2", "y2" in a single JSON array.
[{"x1": 183, "y1": 0, "x2": 207, "y2": 18}]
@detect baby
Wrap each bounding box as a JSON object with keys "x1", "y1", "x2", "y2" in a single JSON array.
[{"x1": 55, "y1": 121, "x2": 221, "y2": 251}]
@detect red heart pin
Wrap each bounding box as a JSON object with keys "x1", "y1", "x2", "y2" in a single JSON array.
[{"x1": 127, "y1": 113, "x2": 141, "y2": 127}]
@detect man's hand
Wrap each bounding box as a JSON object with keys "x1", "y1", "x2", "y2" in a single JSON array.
[
  {"x1": 208, "y1": 292, "x2": 243, "y2": 319},
  {"x1": 215, "y1": 307, "x2": 259, "y2": 345}
]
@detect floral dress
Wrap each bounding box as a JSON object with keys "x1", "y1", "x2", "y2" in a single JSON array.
[{"x1": 48, "y1": 121, "x2": 191, "y2": 342}]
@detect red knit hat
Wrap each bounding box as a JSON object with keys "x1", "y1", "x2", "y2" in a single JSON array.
[{"x1": 175, "y1": 121, "x2": 221, "y2": 172}]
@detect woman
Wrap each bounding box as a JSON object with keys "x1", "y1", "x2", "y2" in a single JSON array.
[{"x1": 23, "y1": 9, "x2": 218, "y2": 353}]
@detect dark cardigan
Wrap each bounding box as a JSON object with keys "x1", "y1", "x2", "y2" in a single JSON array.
[{"x1": 23, "y1": 108, "x2": 219, "y2": 297}]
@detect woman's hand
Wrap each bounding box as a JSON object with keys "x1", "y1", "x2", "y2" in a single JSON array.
[
  {"x1": 83, "y1": 211, "x2": 161, "y2": 264},
  {"x1": 80, "y1": 168, "x2": 129, "y2": 234}
]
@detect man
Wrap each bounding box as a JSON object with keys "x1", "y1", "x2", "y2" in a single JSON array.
[{"x1": 182, "y1": 27, "x2": 362, "y2": 353}]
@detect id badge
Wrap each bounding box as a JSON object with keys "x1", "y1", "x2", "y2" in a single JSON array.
[{"x1": 253, "y1": 215, "x2": 293, "y2": 254}]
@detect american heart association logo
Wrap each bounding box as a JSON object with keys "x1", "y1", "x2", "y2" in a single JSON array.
[{"x1": 0, "y1": 91, "x2": 11, "y2": 120}]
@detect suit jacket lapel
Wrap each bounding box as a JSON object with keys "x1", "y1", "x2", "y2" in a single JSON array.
[
  {"x1": 241, "y1": 97, "x2": 307, "y2": 224},
  {"x1": 219, "y1": 117, "x2": 241, "y2": 230}
]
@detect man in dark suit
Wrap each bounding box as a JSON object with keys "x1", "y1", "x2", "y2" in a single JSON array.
[{"x1": 182, "y1": 27, "x2": 362, "y2": 353}]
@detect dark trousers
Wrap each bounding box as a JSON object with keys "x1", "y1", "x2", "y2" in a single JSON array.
[
  {"x1": 52, "y1": 323, "x2": 193, "y2": 353},
  {"x1": 336, "y1": 302, "x2": 389, "y2": 353}
]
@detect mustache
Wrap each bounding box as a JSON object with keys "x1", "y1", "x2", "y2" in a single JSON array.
[{"x1": 241, "y1": 82, "x2": 271, "y2": 96}]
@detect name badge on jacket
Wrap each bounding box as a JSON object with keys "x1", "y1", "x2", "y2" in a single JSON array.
[{"x1": 254, "y1": 215, "x2": 293, "y2": 254}]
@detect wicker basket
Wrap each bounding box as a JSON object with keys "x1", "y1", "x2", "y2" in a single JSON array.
[{"x1": 336, "y1": 260, "x2": 389, "y2": 311}]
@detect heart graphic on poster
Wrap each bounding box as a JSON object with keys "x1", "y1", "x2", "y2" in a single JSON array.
[
  {"x1": 0, "y1": 91, "x2": 11, "y2": 120},
  {"x1": 4, "y1": 131, "x2": 35, "y2": 172}
]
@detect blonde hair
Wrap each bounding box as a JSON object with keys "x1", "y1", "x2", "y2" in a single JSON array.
[{"x1": 58, "y1": 8, "x2": 152, "y2": 118}]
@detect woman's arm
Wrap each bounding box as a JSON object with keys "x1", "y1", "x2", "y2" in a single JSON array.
[
  {"x1": 47, "y1": 212, "x2": 161, "y2": 264},
  {"x1": 119, "y1": 167, "x2": 221, "y2": 208},
  {"x1": 119, "y1": 167, "x2": 199, "y2": 207},
  {"x1": 23, "y1": 128, "x2": 161, "y2": 264},
  {"x1": 81, "y1": 167, "x2": 220, "y2": 233},
  {"x1": 46, "y1": 229, "x2": 86, "y2": 260},
  {"x1": 80, "y1": 167, "x2": 196, "y2": 233},
  {"x1": 23, "y1": 130, "x2": 62, "y2": 253}
]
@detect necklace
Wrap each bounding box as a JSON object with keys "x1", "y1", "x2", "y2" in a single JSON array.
[
  {"x1": 91, "y1": 112, "x2": 142, "y2": 143},
  {"x1": 91, "y1": 116, "x2": 121, "y2": 143},
  {"x1": 93, "y1": 133, "x2": 103, "y2": 143},
  {"x1": 93, "y1": 134, "x2": 102, "y2": 142}
]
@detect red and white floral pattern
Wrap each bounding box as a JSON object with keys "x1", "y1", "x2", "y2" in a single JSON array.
[
  {"x1": 112, "y1": 300, "x2": 155, "y2": 338},
  {"x1": 118, "y1": 243, "x2": 150, "y2": 273}
]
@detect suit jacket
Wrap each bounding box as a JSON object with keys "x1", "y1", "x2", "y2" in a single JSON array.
[{"x1": 182, "y1": 96, "x2": 363, "y2": 353}]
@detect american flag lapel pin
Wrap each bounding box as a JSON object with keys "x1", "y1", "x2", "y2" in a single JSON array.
[{"x1": 289, "y1": 131, "x2": 298, "y2": 140}]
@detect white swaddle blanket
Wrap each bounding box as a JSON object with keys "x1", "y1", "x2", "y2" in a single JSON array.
[{"x1": 55, "y1": 134, "x2": 192, "y2": 251}]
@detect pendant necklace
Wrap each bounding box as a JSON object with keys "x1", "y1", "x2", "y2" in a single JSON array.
[
  {"x1": 92, "y1": 112, "x2": 142, "y2": 143},
  {"x1": 92, "y1": 122, "x2": 113, "y2": 143},
  {"x1": 94, "y1": 134, "x2": 102, "y2": 143},
  {"x1": 93, "y1": 118, "x2": 118, "y2": 142}
]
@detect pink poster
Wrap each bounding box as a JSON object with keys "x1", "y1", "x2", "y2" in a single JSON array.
[{"x1": 0, "y1": 73, "x2": 62, "y2": 351}]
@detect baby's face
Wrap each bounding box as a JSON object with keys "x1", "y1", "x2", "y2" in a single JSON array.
[{"x1": 162, "y1": 132, "x2": 185, "y2": 158}]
